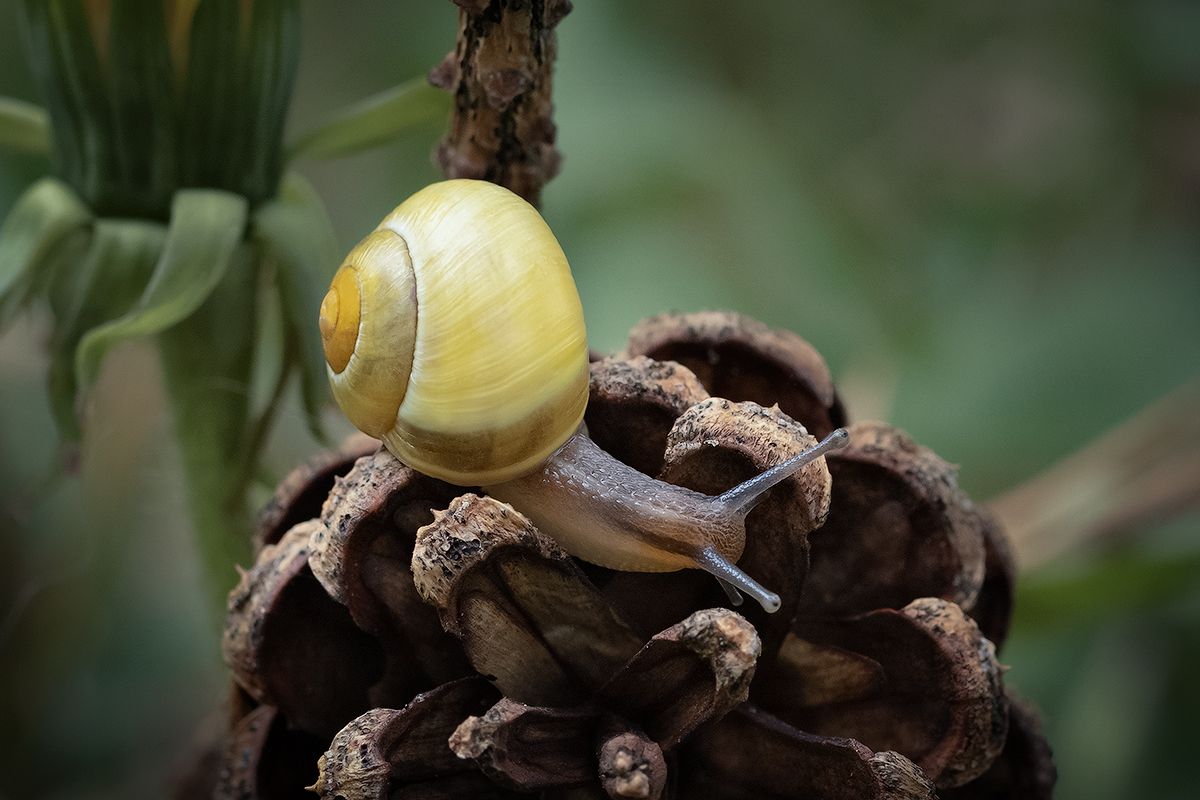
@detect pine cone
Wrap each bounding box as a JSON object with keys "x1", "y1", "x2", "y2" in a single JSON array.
[{"x1": 213, "y1": 312, "x2": 1056, "y2": 799}]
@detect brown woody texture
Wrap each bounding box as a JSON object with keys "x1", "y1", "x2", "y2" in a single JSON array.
[
  {"x1": 430, "y1": 0, "x2": 574, "y2": 207},
  {"x1": 204, "y1": 310, "x2": 1055, "y2": 799}
]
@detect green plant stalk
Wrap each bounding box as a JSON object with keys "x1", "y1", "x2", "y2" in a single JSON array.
[
  {"x1": 158, "y1": 244, "x2": 260, "y2": 610},
  {"x1": 991, "y1": 379, "x2": 1200, "y2": 569}
]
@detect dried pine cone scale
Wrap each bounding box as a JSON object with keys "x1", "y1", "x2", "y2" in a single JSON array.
[
  {"x1": 254, "y1": 433, "x2": 380, "y2": 552},
  {"x1": 218, "y1": 311, "x2": 1052, "y2": 799},
  {"x1": 445, "y1": 700, "x2": 671, "y2": 796},
  {"x1": 966, "y1": 510, "x2": 1017, "y2": 650},
  {"x1": 311, "y1": 677, "x2": 509, "y2": 800},
  {"x1": 223, "y1": 522, "x2": 395, "y2": 742},
  {"x1": 624, "y1": 312, "x2": 847, "y2": 438},
  {"x1": 942, "y1": 691, "x2": 1058, "y2": 800},
  {"x1": 582, "y1": 356, "x2": 710, "y2": 477},
  {"x1": 760, "y1": 599, "x2": 1007, "y2": 788},
  {"x1": 308, "y1": 451, "x2": 469, "y2": 684},
  {"x1": 802, "y1": 421, "x2": 987, "y2": 619},
  {"x1": 411, "y1": 493, "x2": 646, "y2": 707}
]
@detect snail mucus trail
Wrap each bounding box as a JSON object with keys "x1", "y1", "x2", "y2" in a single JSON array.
[{"x1": 319, "y1": 180, "x2": 849, "y2": 613}]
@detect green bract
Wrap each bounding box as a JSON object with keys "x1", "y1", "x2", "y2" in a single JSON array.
[{"x1": 0, "y1": 0, "x2": 449, "y2": 609}]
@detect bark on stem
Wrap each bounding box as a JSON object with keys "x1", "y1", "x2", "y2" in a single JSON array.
[{"x1": 431, "y1": 0, "x2": 573, "y2": 207}]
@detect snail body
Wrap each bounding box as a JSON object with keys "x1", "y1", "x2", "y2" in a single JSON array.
[
  {"x1": 320, "y1": 180, "x2": 847, "y2": 613},
  {"x1": 486, "y1": 432, "x2": 737, "y2": 573}
]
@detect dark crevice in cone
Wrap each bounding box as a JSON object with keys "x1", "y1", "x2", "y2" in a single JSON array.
[
  {"x1": 681, "y1": 704, "x2": 935, "y2": 799},
  {"x1": 581, "y1": 565, "x2": 713, "y2": 651},
  {"x1": 230, "y1": 682, "x2": 258, "y2": 727},
  {"x1": 801, "y1": 421, "x2": 987, "y2": 618},
  {"x1": 625, "y1": 311, "x2": 846, "y2": 438},
  {"x1": 412, "y1": 494, "x2": 644, "y2": 706},
  {"x1": 585, "y1": 357, "x2": 710, "y2": 477},
  {"x1": 312, "y1": 677, "x2": 502, "y2": 800},
  {"x1": 942, "y1": 691, "x2": 1057, "y2": 800},
  {"x1": 547, "y1": 787, "x2": 631, "y2": 800},
  {"x1": 214, "y1": 705, "x2": 326, "y2": 800},
  {"x1": 763, "y1": 598, "x2": 1007, "y2": 789},
  {"x1": 309, "y1": 449, "x2": 470, "y2": 685},
  {"x1": 388, "y1": 774, "x2": 521, "y2": 798},
  {"x1": 224, "y1": 523, "x2": 390, "y2": 740},
  {"x1": 255, "y1": 433, "x2": 379, "y2": 552},
  {"x1": 963, "y1": 509, "x2": 1016, "y2": 651}
]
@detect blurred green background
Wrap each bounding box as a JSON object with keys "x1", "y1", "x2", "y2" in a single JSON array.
[{"x1": 1, "y1": 1, "x2": 1197, "y2": 798}]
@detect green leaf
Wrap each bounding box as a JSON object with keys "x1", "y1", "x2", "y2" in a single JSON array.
[
  {"x1": 286, "y1": 77, "x2": 449, "y2": 161},
  {"x1": 47, "y1": 220, "x2": 165, "y2": 441},
  {"x1": 0, "y1": 97, "x2": 50, "y2": 154},
  {"x1": 31, "y1": 0, "x2": 118, "y2": 204},
  {"x1": 106, "y1": 0, "x2": 177, "y2": 215},
  {"x1": 0, "y1": 177, "x2": 91, "y2": 322},
  {"x1": 178, "y1": 0, "x2": 239, "y2": 191},
  {"x1": 179, "y1": 0, "x2": 299, "y2": 205},
  {"x1": 252, "y1": 172, "x2": 337, "y2": 439},
  {"x1": 75, "y1": 189, "x2": 247, "y2": 393},
  {"x1": 237, "y1": 0, "x2": 300, "y2": 202}
]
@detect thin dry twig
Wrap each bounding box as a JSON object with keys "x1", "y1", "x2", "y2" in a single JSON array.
[
  {"x1": 990, "y1": 378, "x2": 1200, "y2": 569},
  {"x1": 430, "y1": 0, "x2": 572, "y2": 206}
]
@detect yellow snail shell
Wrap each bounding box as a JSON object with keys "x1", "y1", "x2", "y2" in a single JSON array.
[{"x1": 319, "y1": 179, "x2": 589, "y2": 485}]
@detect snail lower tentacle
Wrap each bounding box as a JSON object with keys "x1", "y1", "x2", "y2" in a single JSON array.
[{"x1": 697, "y1": 547, "x2": 781, "y2": 613}]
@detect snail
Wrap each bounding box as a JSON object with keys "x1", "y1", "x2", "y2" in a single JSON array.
[{"x1": 319, "y1": 179, "x2": 848, "y2": 613}]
